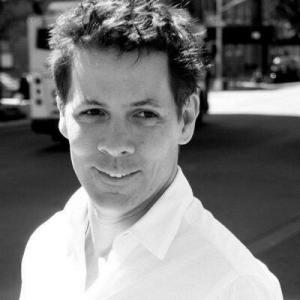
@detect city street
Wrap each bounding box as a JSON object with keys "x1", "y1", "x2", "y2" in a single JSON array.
[{"x1": 1, "y1": 83, "x2": 300, "y2": 300}]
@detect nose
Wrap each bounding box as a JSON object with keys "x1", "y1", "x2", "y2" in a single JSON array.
[{"x1": 97, "y1": 121, "x2": 135, "y2": 157}]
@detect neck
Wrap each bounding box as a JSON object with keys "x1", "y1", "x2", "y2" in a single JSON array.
[
  {"x1": 86, "y1": 167, "x2": 178, "y2": 258},
  {"x1": 86, "y1": 196, "x2": 156, "y2": 258}
]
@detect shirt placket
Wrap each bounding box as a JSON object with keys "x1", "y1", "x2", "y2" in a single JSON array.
[{"x1": 83, "y1": 232, "x2": 139, "y2": 300}]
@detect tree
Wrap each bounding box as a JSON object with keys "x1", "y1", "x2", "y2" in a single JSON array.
[
  {"x1": 275, "y1": 0, "x2": 300, "y2": 37},
  {"x1": 0, "y1": 0, "x2": 31, "y2": 38},
  {"x1": 0, "y1": 0, "x2": 51, "y2": 37}
]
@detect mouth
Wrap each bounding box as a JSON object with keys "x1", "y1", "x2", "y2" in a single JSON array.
[{"x1": 94, "y1": 168, "x2": 140, "y2": 181}]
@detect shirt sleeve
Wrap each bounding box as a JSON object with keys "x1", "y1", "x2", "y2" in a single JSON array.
[
  {"x1": 19, "y1": 233, "x2": 36, "y2": 300},
  {"x1": 218, "y1": 275, "x2": 283, "y2": 300}
]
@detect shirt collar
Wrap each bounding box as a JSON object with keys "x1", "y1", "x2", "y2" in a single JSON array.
[
  {"x1": 128, "y1": 167, "x2": 194, "y2": 260},
  {"x1": 63, "y1": 166, "x2": 194, "y2": 260}
]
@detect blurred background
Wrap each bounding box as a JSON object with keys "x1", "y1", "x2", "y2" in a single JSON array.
[{"x1": 0, "y1": 0, "x2": 300, "y2": 299}]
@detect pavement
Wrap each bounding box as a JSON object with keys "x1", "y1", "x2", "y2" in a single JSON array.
[
  {"x1": 1, "y1": 82, "x2": 300, "y2": 299},
  {"x1": 210, "y1": 83, "x2": 300, "y2": 117}
]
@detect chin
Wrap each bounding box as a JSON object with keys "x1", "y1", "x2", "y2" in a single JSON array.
[{"x1": 89, "y1": 190, "x2": 134, "y2": 210}]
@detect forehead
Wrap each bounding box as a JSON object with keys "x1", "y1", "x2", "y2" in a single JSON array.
[
  {"x1": 70, "y1": 48, "x2": 174, "y2": 103},
  {"x1": 73, "y1": 47, "x2": 170, "y2": 73}
]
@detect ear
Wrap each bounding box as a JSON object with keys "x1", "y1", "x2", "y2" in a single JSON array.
[
  {"x1": 178, "y1": 92, "x2": 199, "y2": 145},
  {"x1": 56, "y1": 96, "x2": 68, "y2": 139}
]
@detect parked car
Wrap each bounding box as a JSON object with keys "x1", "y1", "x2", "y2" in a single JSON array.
[
  {"x1": 0, "y1": 98, "x2": 28, "y2": 121},
  {"x1": 0, "y1": 73, "x2": 28, "y2": 121},
  {"x1": 0, "y1": 72, "x2": 19, "y2": 98},
  {"x1": 269, "y1": 55, "x2": 300, "y2": 83}
]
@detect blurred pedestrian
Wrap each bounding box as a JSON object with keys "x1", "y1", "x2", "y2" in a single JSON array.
[
  {"x1": 16, "y1": 74, "x2": 30, "y2": 100},
  {"x1": 19, "y1": 1, "x2": 283, "y2": 299}
]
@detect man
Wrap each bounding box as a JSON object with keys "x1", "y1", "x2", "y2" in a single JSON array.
[{"x1": 20, "y1": 1, "x2": 283, "y2": 299}]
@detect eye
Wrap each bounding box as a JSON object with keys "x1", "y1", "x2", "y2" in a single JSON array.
[
  {"x1": 81, "y1": 108, "x2": 106, "y2": 116},
  {"x1": 77, "y1": 108, "x2": 108, "y2": 122},
  {"x1": 134, "y1": 110, "x2": 159, "y2": 119}
]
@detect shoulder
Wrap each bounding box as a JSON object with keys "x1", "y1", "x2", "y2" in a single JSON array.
[
  {"x1": 20, "y1": 210, "x2": 69, "y2": 294},
  {"x1": 21, "y1": 188, "x2": 87, "y2": 274},
  {"x1": 180, "y1": 197, "x2": 283, "y2": 299},
  {"x1": 21, "y1": 211, "x2": 69, "y2": 273},
  {"x1": 213, "y1": 274, "x2": 283, "y2": 300}
]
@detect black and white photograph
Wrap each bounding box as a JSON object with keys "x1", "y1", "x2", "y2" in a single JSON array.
[{"x1": 0, "y1": 0, "x2": 299, "y2": 299}]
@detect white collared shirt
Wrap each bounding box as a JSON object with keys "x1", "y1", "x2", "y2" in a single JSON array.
[{"x1": 20, "y1": 168, "x2": 283, "y2": 300}]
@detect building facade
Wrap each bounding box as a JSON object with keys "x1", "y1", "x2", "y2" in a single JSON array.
[
  {"x1": 1, "y1": 0, "x2": 299, "y2": 82},
  {"x1": 169, "y1": 0, "x2": 300, "y2": 82}
]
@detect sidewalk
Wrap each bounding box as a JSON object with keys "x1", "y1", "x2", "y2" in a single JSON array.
[{"x1": 211, "y1": 79, "x2": 300, "y2": 91}]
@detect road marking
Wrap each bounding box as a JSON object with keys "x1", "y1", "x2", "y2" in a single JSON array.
[{"x1": 249, "y1": 216, "x2": 300, "y2": 255}]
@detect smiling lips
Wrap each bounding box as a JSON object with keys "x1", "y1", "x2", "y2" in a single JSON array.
[{"x1": 96, "y1": 168, "x2": 139, "y2": 180}]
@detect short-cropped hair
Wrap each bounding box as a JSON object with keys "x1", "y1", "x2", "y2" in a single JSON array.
[{"x1": 49, "y1": 0, "x2": 205, "y2": 115}]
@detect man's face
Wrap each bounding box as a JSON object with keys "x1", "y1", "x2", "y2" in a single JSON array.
[{"x1": 59, "y1": 48, "x2": 196, "y2": 215}]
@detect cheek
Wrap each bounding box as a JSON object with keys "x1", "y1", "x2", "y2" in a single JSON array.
[
  {"x1": 67, "y1": 122, "x2": 97, "y2": 158},
  {"x1": 137, "y1": 126, "x2": 179, "y2": 160}
]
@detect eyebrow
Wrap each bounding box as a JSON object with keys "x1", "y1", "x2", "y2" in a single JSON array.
[
  {"x1": 131, "y1": 99, "x2": 161, "y2": 108},
  {"x1": 83, "y1": 98, "x2": 108, "y2": 107},
  {"x1": 82, "y1": 98, "x2": 161, "y2": 108}
]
